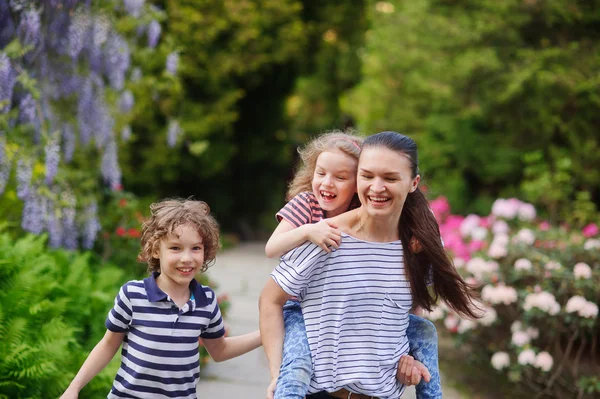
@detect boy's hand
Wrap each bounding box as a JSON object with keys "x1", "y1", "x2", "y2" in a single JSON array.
[
  {"x1": 60, "y1": 388, "x2": 78, "y2": 399},
  {"x1": 396, "y1": 355, "x2": 430, "y2": 386},
  {"x1": 307, "y1": 219, "x2": 341, "y2": 252}
]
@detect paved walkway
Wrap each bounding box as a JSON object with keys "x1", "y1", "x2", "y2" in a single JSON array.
[{"x1": 198, "y1": 242, "x2": 461, "y2": 399}]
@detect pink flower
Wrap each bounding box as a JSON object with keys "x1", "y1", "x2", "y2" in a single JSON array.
[
  {"x1": 491, "y1": 352, "x2": 510, "y2": 370},
  {"x1": 534, "y1": 352, "x2": 553, "y2": 372},
  {"x1": 518, "y1": 349, "x2": 536, "y2": 365},
  {"x1": 539, "y1": 221, "x2": 551, "y2": 231},
  {"x1": 430, "y1": 196, "x2": 450, "y2": 221},
  {"x1": 512, "y1": 331, "x2": 531, "y2": 347},
  {"x1": 468, "y1": 240, "x2": 485, "y2": 252},
  {"x1": 582, "y1": 223, "x2": 599, "y2": 238},
  {"x1": 514, "y1": 258, "x2": 532, "y2": 271},
  {"x1": 518, "y1": 203, "x2": 536, "y2": 221},
  {"x1": 444, "y1": 215, "x2": 465, "y2": 231},
  {"x1": 573, "y1": 262, "x2": 592, "y2": 279}
]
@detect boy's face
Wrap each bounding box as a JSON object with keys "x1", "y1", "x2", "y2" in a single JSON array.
[{"x1": 153, "y1": 224, "x2": 205, "y2": 288}]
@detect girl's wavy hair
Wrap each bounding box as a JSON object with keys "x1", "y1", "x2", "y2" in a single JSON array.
[
  {"x1": 363, "y1": 131, "x2": 481, "y2": 319},
  {"x1": 286, "y1": 129, "x2": 363, "y2": 201},
  {"x1": 137, "y1": 198, "x2": 221, "y2": 274}
]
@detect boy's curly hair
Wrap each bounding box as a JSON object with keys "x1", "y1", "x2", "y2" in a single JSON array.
[
  {"x1": 286, "y1": 129, "x2": 363, "y2": 201},
  {"x1": 137, "y1": 199, "x2": 221, "y2": 274}
]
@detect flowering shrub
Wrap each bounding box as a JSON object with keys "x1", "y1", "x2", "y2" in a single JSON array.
[{"x1": 427, "y1": 197, "x2": 600, "y2": 398}]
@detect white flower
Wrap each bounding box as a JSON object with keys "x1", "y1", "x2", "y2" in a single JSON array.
[
  {"x1": 482, "y1": 284, "x2": 518, "y2": 305},
  {"x1": 573, "y1": 262, "x2": 592, "y2": 279},
  {"x1": 580, "y1": 302, "x2": 598, "y2": 319},
  {"x1": 488, "y1": 242, "x2": 507, "y2": 259},
  {"x1": 512, "y1": 330, "x2": 531, "y2": 347},
  {"x1": 444, "y1": 314, "x2": 459, "y2": 331},
  {"x1": 492, "y1": 220, "x2": 509, "y2": 235},
  {"x1": 471, "y1": 226, "x2": 488, "y2": 241},
  {"x1": 526, "y1": 327, "x2": 539, "y2": 339},
  {"x1": 467, "y1": 257, "x2": 499, "y2": 278},
  {"x1": 518, "y1": 349, "x2": 536, "y2": 365},
  {"x1": 479, "y1": 306, "x2": 497, "y2": 326},
  {"x1": 514, "y1": 258, "x2": 533, "y2": 271},
  {"x1": 492, "y1": 198, "x2": 520, "y2": 219},
  {"x1": 534, "y1": 351, "x2": 553, "y2": 372},
  {"x1": 544, "y1": 261, "x2": 562, "y2": 270},
  {"x1": 518, "y1": 203, "x2": 536, "y2": 221},
  {"x1": 425, "y1": 307, "x2": 445, "y2": 321},
  {"x1": 511, "y1": 321, "x2": 523, "y2": 333},
  {"x1": 584, "y1": 239, "x2": 600, "y2": 250},
  {"x1": 523, "y1": 291, "x2": 560, "y2": 315},
  {"x1": 457, "y1": 318, "x2": 476, "y2": 333},
  {"x1": 454, "y1": 257, "x2": 466, "y2": 269},
  {"x1": 460, "y1": 214, "x2": 481, "y2": 238},
  {"x1": 565, "y1": 295, "x2": 587, "y2": 313},
  {"x1": 514, "y1": 228, "x2": 535, "y2": 245},
  {"x1": 491, "y1": 352, "x2": 510, "y2": 370}
]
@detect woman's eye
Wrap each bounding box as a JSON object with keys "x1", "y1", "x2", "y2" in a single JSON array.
[
  {"x1": 361, "y1": 175, "x2": 373, "y2": 180},
  {"x1": 386, "y1": 178, "x2": 398, "y2": 182}
]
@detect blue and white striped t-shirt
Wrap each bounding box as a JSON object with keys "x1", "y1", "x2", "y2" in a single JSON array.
[
  {"x1": 271, "y1": 233, "x2": 411, "y2": 399},
  {"x1": 105, "y1": 272, "x2": 225, "y2": 399}
]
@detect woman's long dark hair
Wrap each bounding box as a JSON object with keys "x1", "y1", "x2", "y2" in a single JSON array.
[{"x1": 363, "y1": 131, "x2": 481, "y2": 319}]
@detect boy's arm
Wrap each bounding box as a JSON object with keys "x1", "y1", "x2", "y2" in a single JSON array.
[
  {"x1": 258, "y1": 279, "x2": 291, "y2": 390},
  {"x1": 265, "y1": 219, "x2": 341, "y2": 258},
  {"x1": 61, "y1": 330, "x2": 125, "y2": 398},
  {"x1": 200, "y1": 330, "x2": 261, "y2": 362}
]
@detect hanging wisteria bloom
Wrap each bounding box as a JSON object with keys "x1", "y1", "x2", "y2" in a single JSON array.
[
  {"x1": 18, "y1": 93, "x2": 37, "y2": 124},
  {"x1": 44, "y1": 139, "x2": 61, "y2": 185},
  {"x1": 101, "y1": 139, "x2": 122, "y2": 190},
  {"x1": 104, "y1": 33, "x2": 130, "y2": 90},
  {"x1": 167, "y1": 119, "x2": 180, "y2": 147},
  {"x1": 0, "y1": 138, "x2": 10, "y2": 195},
  {"x1": 82, "y1": 201, "x2": 101, "y2": 249},
  {"x1": 165, "y1": 52, "x2": 179, "y2": 75},
  {"x1": 17, "y1": 8, "x2": 41, "y2": 49},
  {"x1": 16, "y1": 157, "x2": 32, "y2": 200},
  {"x1": 77, "y1": 76, "x2": 95, "y2": 145},
  {"x1": 88, "y1": 15, "x2": 111, "y2": 74},
  {"x1": 68, "y1": 10, "x2": 91, "y2": 60},
  {"x1": 123, "y1": 0, "x2": 145, "y2": 18},
  {"x1": 118, "y1": 89, "x2": 134, "y2": 113},
  {"x1": 147, "y1": 20, "x2": 161, "y2": 48},
  {"x1": 0, "y1": 53, "x2": 17, "y2": 113},
  {"x1": 46, "y1": 204, "x2": 63, "y2": 248},
  {"x1": 21, "y1": 190, "x2": 47, "y2": 234},
  {"x1": 61, "y1": 191, "x2": 78, "y2": 250},
  {"x1": 62, "y1": 123, "x2": 76, "y2": 163},
  {"x1": 121, "y1": 125, "x2": 132, "y2": 142}
]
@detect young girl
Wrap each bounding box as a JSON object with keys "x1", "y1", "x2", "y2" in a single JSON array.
[
  {"x1": 261, "y1": 131, "x2": 479, "y2": 399},
  {"x1": 264, "y1": 131, "x2": 442, "y2": 399},
  {"x1": 61, "y1": 199, "x2": 261, "y2": 399}
]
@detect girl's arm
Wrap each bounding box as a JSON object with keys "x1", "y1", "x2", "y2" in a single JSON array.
[
  {"x1": 258, "y1": 279, "x2": 291, "y2": 387},
  {"x1": 201, "y1": 330, "x2": 261, "y2": 362},
  {"x1": 265, "y1": 219, "x2": 341, "y2": 258},
  {"x1": 60, "y1": 330, "x2": 125, "y2": 398}
]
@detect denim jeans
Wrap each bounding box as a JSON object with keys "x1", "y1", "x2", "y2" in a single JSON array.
[{"x1": 274, "y1": 300, "x2": 442, "y2": 399}]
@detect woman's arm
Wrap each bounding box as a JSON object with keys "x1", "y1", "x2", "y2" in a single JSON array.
[
  {"x1": 60, "y1": 330, "x2": 125, "y2": 398},
  {"x1": 259, "y1": 279, "x2": 292, "y2": 385},
  {"x1": 265, "y1": 219, "x2": 341, "y2": 258},
  {"x1": 201, "y1": 330, "x2": 261, "y2": 362}
]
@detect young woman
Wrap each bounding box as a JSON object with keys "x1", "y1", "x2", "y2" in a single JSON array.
[{"x1": 260, "y1": 131, "x2": 479, "y2": 399}]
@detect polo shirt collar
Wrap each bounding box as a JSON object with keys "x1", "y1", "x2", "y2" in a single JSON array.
[{"x1": 144, "y1": 272, "x2": 209, "y2": 307}]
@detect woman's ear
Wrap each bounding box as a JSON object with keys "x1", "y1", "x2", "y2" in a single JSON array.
[{"x1": 410, "y1": 175, "x2": 421, "y2": 193}]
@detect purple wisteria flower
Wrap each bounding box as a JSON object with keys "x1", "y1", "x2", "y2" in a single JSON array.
[
  {"x1": 46, "y1": 205, "x2": 63, "y2": 248},
  {"x1": 88, "y1": 15, "x2": 110, "y2": 74},
  {"x1": 165, "y1": 52, "x2": 179, "y2": 75},
  {"x1": 44, "y1": 140, "x2": 60, "y2": 185},
  {"x1": 104, "y1": 33, "x2": 130, "y2": 90},
  {"x1": 18, "y1": 8, "x2": 41, "y2": 48},
  {"x1": 62, "y1": 123, "x2": 75, "y2": 163},
  {"x1": 123, "y1": 0, "x2": 145, "y2": 18},
  {"x1": 68, "y1": 10, "x2": 91, "y2": 60},
  {"x1": 121, "y1": 125, "x2": 131, "y2": 142},
  {"x1": 77, "y1": 76, "x2": 95, "y2": 145},
  {"x1": 0, "y1": 53, "x2": 17, "y2": 113},
  {"x1": 16, "y1": 157, "x2": 32, "y2": 200},
  {"x1": 21, "y1": 190, "x2": 47, "y2": 234},
  {"x1": 118, "y1": 90, "x2": 134, "y2": 113},
  {"x1": 82, "y1": 201, "x2": 101, "y2": 249},
  {"x1": 18, "y1": 93, "x2": 37, "y2": 124},
  {"x1": 147, "y1": 20, "x2": 161, "y2": 48},
  {"x1": 167, "y1": 119, "x2": 180, "y2": 148},
  {"x1": 60, "y1": 190, "x2": 78, "y2": 249},
  {"x1": 0, "y1": 2, "x2": 16, "y2": 49},
  {"x1": 0, "y1": 138, "x2": 10, "y2": 195},
  {"x1": 101, "y1": 139, "x2": 122, "y2": 190}
]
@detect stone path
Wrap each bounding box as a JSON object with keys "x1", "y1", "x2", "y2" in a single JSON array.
[{"x1": 198, "y1": 242, "x2": 462, "y2": 399}]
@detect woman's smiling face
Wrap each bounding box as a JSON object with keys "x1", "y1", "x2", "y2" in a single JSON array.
[{"x1": 357, "y1": 146, "x2": 420, "y2": 220}]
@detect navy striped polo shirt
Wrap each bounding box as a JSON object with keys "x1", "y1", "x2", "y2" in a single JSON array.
[
  {"x1": 271, "y1": 233, "x2": 411, "y2": 399},
  {"x1": 105, "y1": 272, "x2": 225, "y2": 398}
]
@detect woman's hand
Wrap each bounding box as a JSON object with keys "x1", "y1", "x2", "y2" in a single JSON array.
[
  {"x1": 306, "y1": 219, "x2": 341, "y2": 252},
  {"x1": 409, "y1": 236, "x2": 423, "y2": 254},
  {"x1": 397, "y1": 355, "x2": 431, "y2": 386},
  {"x1": 266, "y1": 376, "x2": 278, "y2": 399}
]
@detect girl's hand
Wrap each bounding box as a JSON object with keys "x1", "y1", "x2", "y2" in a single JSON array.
[
  {"x1": 409, "y1": 235, "x2": 423, "y2": 254},
  {"x1": 306, "y1": 219, "x2": 341, "y2": 252}
]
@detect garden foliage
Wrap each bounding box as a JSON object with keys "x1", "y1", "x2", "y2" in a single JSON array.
[
  {"x1": 427, "y1": 196, "x2": 600, "y2": 398},
  {"x1": 344, "y1": 0, "x2": 600, "y2": 220}
]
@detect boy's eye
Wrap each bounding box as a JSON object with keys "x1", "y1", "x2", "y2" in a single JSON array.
[
  {"x1": 170, "y1": 246, "x2": 180, "y2": 250},
  {"x1": 193, "y1": 246, "x2": 203, "y2": 251}
]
